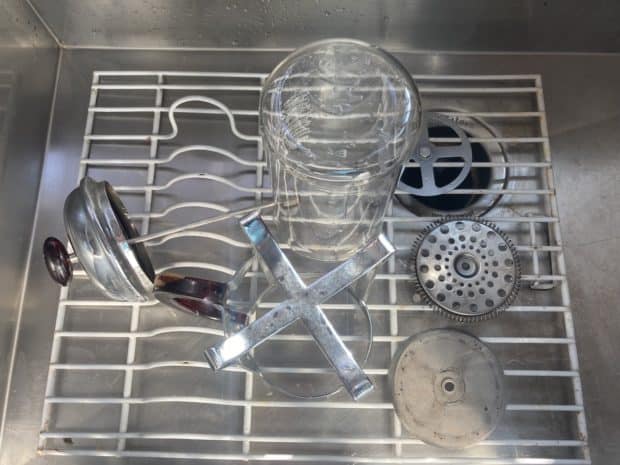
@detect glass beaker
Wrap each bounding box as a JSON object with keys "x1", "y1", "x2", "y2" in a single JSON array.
[{"x1": 260, "y1": 39, "x2": 421, "y2": 261}]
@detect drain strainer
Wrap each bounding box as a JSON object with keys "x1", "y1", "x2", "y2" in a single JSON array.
[
  {"x1": 397, "y1": 112, "x2": 473, "y2": 197},
  {"x1": 411, "y1": 218, "x2": 520, "y2": 322},
  {"x1": 397, "y1": 109, "x2": 509, "y2": 217},
  {"x1": 391, "y1": 329, "x2": 504, "y2": 449}
]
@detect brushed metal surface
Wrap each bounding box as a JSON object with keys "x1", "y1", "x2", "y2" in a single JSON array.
[
  {"x1": 0, "y1": 48, "x2": 619, "y2": 464},
  {"x1": 27, "y1": 0, "x2": 620, "y2": 53},
  {"x1": 0, "y1": 0, "x2": 56, "y2": 47},
  {"x1": 0, "y1": 0, "x2": 58, "y2": 451}
]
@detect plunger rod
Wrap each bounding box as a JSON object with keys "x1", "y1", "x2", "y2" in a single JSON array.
[{"x1": 126, "y1": 202, "x2": 276, "y2": 245}]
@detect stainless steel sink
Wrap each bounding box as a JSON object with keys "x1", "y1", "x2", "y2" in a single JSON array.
[{"x1": 4, "y1": 1, "x2": 620, "y2": 464}]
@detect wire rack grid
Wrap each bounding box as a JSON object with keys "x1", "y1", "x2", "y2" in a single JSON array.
[{"x1": 37, "y1": 71, "x2": 590, "y2": 464}]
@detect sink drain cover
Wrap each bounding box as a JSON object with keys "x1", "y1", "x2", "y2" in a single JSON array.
[
  {"x1": 411, "y1": 218, "x2": 520, "y2": 322},
  {"x1": 391, "y1": 329, "x2": 504, "y2": 449}
]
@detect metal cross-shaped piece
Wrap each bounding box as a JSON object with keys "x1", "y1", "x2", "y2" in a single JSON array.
[
  {"x1": 397, "y1": 112, "x2": 473, "y2": 197},
  {"x1": 204, "y1": 213, "x2": 395, "y2": 400}
]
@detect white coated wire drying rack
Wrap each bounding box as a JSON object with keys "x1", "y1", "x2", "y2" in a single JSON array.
[{"x1": 38, "y1": 71, "x2": 590, "y2": 464}]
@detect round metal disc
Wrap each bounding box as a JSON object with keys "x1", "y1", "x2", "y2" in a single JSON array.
[
  {"x1": 412, "y1": 218, "x2": 520, "y2": 322},
  {"x1": 391, "y1": 329, "x2": 504, "y2": 449}
]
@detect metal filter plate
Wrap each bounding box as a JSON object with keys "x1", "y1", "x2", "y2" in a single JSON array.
[
  {"x1": 391, "y1": 329, "x2": 504, "y2": 449},
  {"x1": 412, "y1": 218, "x2": 520, "y2": 322}
]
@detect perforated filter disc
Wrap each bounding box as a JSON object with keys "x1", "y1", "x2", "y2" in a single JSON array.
[
  {"x1": 391, "y1": 329, "x2": 504, "y2": 449},
  {"x1": 411, "y1": 218, "x2": 520, "y2": 322}
]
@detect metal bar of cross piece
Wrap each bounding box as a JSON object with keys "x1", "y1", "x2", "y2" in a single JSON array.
[
  {"x1": 204, "y1": 214, "x2": 394, "y2": 399},
  {"x1": 240, "y1": 213, "x2": 372, "y2": 399}
]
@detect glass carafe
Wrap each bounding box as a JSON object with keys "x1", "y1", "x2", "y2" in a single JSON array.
[{"x1": 261, "y1": 39, "x2": 421, "y2": 261}]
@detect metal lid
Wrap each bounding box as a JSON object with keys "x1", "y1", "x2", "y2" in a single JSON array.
[{"x1": 64, "y1": 177, "x2": 154, "y2": 301}]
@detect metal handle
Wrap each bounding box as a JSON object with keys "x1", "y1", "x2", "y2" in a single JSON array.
[{"x1": 153, "y1": 273, "x2": 227, "y2": 320}]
